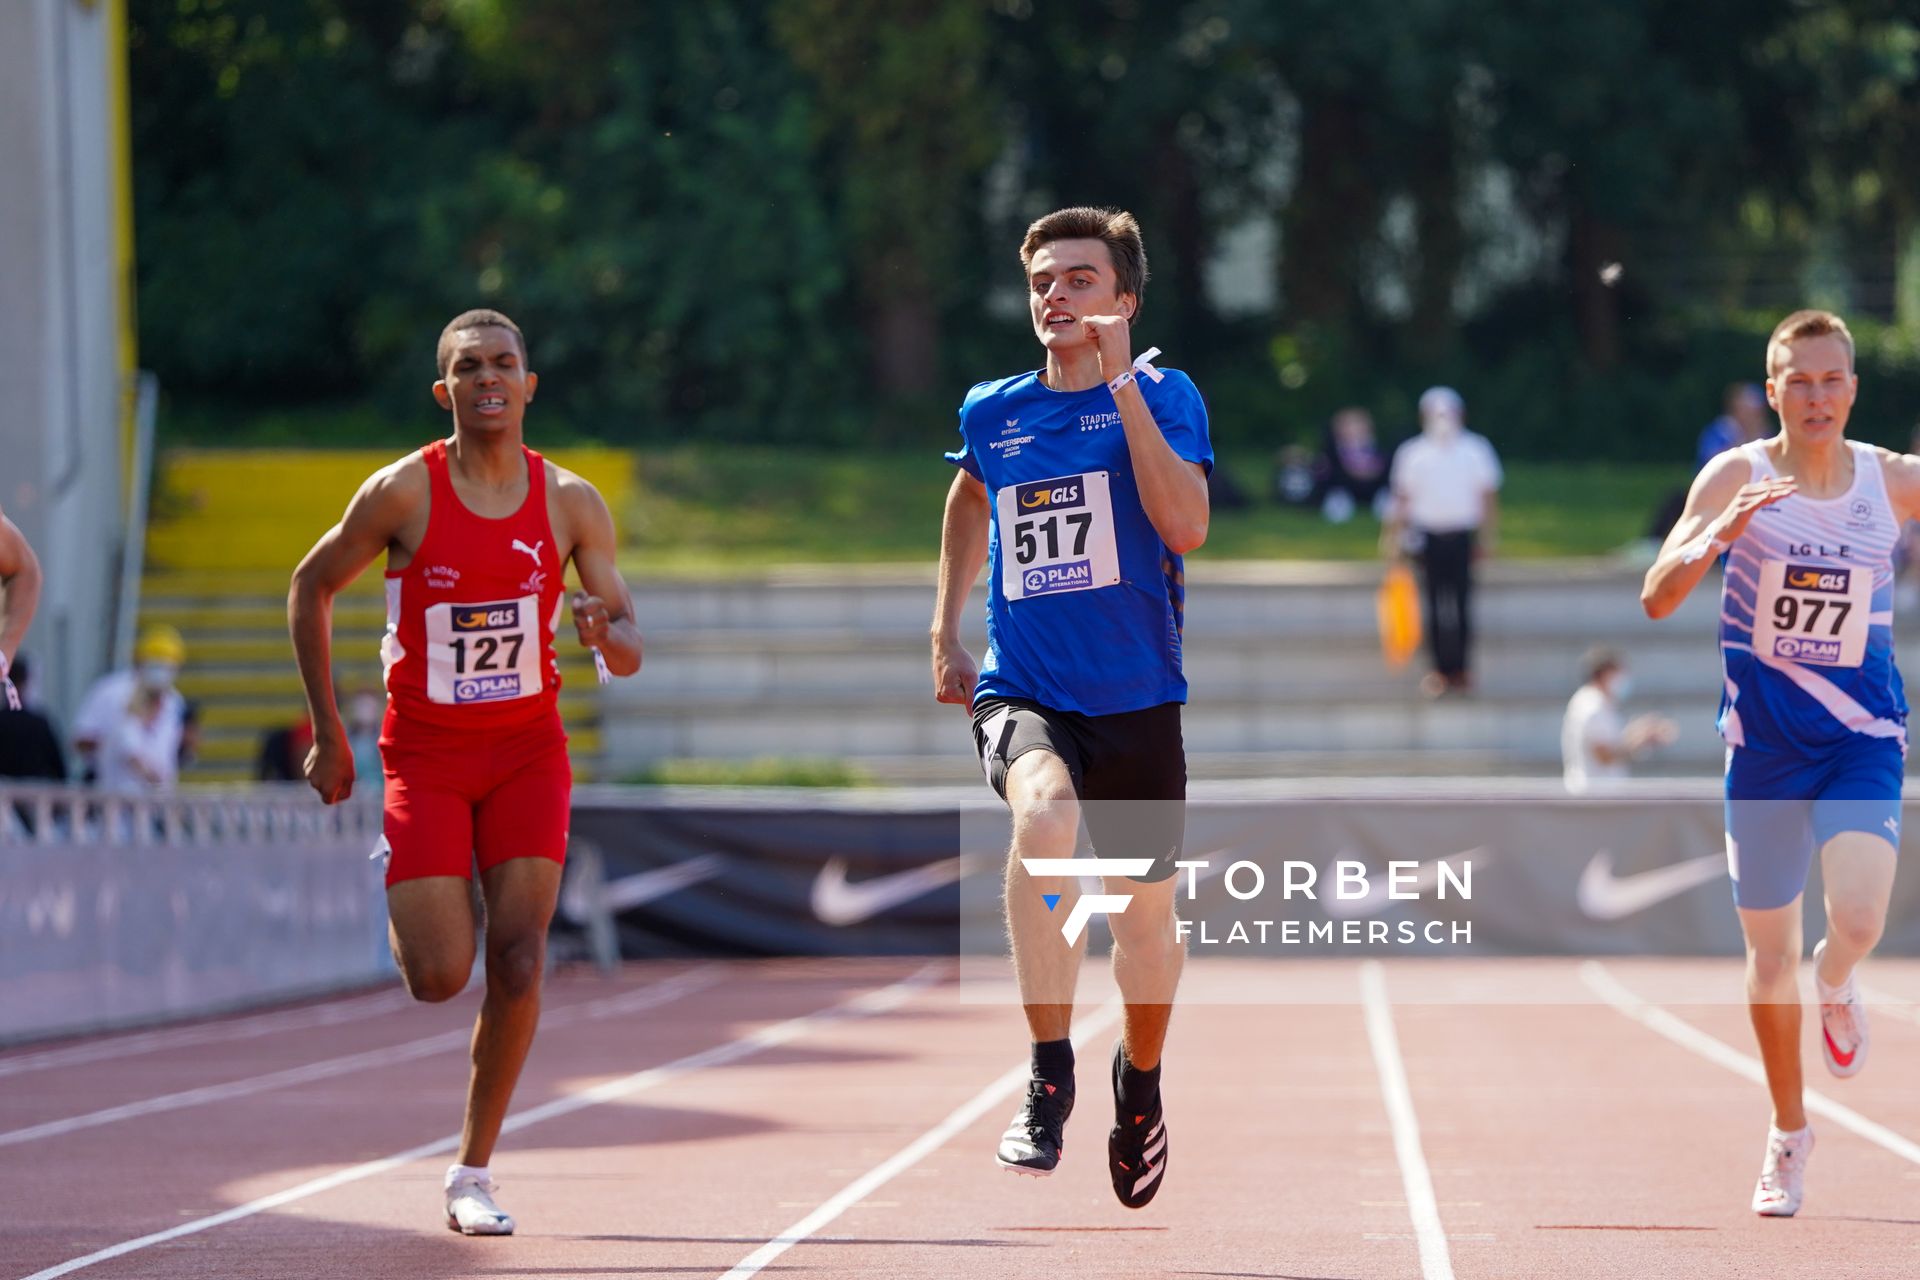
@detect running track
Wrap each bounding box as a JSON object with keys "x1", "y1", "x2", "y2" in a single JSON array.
[{"x1": 6, "y1": 957, "x2": 1920, "y2": 1279}]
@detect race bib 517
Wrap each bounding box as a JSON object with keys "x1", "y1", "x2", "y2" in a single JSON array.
[{"x1": 997, "y1": 471, "x2": 1121, "y2": 602}]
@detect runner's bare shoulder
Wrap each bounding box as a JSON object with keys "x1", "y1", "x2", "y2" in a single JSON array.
[
  {"x1": 349, "y1": 451, "x2": 431, "y2": 526},
  {"x1": 1688, "y1": 446, "x2": 1756, "y2": 508},
  {"x1": 1867, "y1": 443, "x2": 1920, "y2": 515},
  {"x1": 547, "y1": 461, "x2": 615, "y2": 532}
]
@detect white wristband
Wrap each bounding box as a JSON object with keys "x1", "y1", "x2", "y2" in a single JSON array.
[
  {"x1": 1681, "y1": 535, "x2": 1732, "y2": 565},
  {"x1": 1107, "y1": 369, "x2": 1135, "y2": 395}
]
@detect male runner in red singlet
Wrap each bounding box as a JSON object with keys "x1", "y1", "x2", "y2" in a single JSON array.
[{"x1": 289, "y1": 309, "x2": 641, "y2": 1236}]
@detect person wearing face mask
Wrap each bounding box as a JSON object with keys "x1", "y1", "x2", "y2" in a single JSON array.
[
  {"x1": 1383, "y1": 387, "x2": 1503, "y2": 696},
  {"x1": 72, "y1": 624, "x2": 190, "y2": 792},
  {"x1": 1560, "y1": 647, "x2": 1677, "y2": 793}
]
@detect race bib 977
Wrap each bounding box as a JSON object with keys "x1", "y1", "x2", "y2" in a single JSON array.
[
  {"x1": 1752, "y1": 560, "x2": 1870, "y2": 668},
  {"x1": 423, "y1": 595, "x2": 544, "y2": 704},
  {"x1": 997, "y1": 471, "x2": 1121, "y2": 602}
]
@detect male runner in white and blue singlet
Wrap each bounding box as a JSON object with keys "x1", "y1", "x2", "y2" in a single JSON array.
[
  {"x1": 931, "y1": 206, "x2": 1212, "y2": 1209},
  {"x1": 1645, "y1": 309, "x2": 1914, "y2": 1217}
]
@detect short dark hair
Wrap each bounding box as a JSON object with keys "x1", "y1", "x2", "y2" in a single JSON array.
[
  {"x1": 1582, "y1": 646, "x2": 1622, "y2": 686},
  {"x1": 437, "y1": 309, "x2": 528, "y2": 377},
  {"x1": 1020, "y1": 207, "x2": 1149, "y2": 315}
]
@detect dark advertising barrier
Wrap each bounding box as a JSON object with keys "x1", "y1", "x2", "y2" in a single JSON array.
[{"x1": 560, "y1": 780, "x2": 1920, "y2": 959}]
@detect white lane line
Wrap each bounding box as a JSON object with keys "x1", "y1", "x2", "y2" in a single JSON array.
[
  {"x1": 0, "y1": 986, "x2": 421, "y2": 1080},
  {"x1": 0, "y1": 966, "x2": 725, "y2": 1149},
  {"x1": 719, "y1": 998, "x2": 1124, "y2": 1280},
  {"x1": 21, "y1": 962, "x2": 946, "y2": 1280},
  {"x1": 1359, "y1": 960, "x2": 1455, "y2": 1280},
  {"x1": 1582, "y1": 960, "x2": 1920, "y2": 1166}
]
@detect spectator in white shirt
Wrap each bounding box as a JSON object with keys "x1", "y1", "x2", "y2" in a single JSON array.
[
  {"x1": 1562, "y1": 647, "x2": 1677, "y2": 793},
  {"x1": 1384, "y1": 386, "x2": 1502, "y2": 695},
  {"x1": 73, "y1": 625, "x2": 191, "y2": 793}
]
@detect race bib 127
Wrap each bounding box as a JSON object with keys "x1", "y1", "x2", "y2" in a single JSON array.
[
  {"x1": 997, "y1": 471, "x2": 1121, "y2": 602},
  {"x1": 423, "y1": 595, "x2": 544, "y2": 704}
]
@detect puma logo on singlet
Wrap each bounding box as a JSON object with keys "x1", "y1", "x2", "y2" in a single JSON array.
[{"x1": 511, "y1": 538, "x2": 544, "y2": 566}]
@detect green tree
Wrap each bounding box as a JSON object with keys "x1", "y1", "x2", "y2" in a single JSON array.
[{"x1": 771, "y1": 0, "x2": 1002, "y2": 423}]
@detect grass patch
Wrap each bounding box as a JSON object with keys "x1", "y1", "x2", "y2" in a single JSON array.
[
  {"x1": 619, "y1": 757, "x2": 876, "y2": 787},
  {"x1": 146, "y1": 437, "x2": 1694, "y2": 578},
  {"x1": 624, "y1": 447, "x2": 1691, "y2": 568},
  {"x1": 1199, "y1": 459, "x2": 1689, "y2": 560},
  {"x1": 626, "y1": 447, "x2": 952, "y2": 571}
]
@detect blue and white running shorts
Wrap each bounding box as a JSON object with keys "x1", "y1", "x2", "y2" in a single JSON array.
[{"x1": 1724, "y1": 737, "x2": 1905, "y2": 911}]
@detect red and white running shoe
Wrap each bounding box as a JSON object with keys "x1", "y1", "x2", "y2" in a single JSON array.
[{"x1": 1812, "y1": 937, "x2": 1868, "y2": 1079}]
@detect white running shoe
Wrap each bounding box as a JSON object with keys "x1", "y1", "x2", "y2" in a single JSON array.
[
  {"x1": 446, "y1": 1170, "x2": 516, "y2": 1236},
  {"x1": 1812, "y1": 938, "x2": 1868, "y2": 1078},
  {"x1": 1752, "y1": 1124, "x2": 1813, "y2": 1217}
]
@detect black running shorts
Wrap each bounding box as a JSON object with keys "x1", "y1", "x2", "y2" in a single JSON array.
[{"x1": 970, "y1": 695, "x2": 1186, "y2": 883}]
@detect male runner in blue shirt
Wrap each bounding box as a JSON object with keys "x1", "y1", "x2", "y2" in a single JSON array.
[{"x1": 931, "y1": 206, "x2": 1213, "y2": 1209}]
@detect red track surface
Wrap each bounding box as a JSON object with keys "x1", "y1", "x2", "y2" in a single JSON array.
[{"x1": 6, "y1": 956, "x2": 1920, "y2": 1279}]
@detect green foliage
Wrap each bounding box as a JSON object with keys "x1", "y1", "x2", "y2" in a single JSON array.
[{"x1": 130, "y1": 1, "x2": 1920, "y2": 463}]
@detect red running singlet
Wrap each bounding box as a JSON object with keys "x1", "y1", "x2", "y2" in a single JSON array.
[{"x1": 380, "y1": 439, "x2": 566, "y2": 730}]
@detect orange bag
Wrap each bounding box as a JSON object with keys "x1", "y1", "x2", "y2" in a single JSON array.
[{"x1": 1377, "y1": 561, "x2": 1422, "y2": 669}]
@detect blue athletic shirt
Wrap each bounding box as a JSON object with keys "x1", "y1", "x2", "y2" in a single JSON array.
[
  {"x1": 1718, "y1": 439, "x2": 1907, "y2": 753},
  {"x1": 946, "y1": 367, "x2": 1214, "y2": 717}
]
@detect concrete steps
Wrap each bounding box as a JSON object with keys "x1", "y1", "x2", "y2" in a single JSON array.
[
  {"x1": 596, "y1": 559, "x2": 1750, "y2": 779},
  {"x1": 137, "y1": 555, "x2": 1898, "y2": 786},
  {"x1": 145, "y1": 580, "x2": 607, "y2": 783}
]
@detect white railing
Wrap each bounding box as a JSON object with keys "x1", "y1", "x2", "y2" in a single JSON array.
[{"x1": 0, "y1": 781, "x2": 382, "y2": 847}]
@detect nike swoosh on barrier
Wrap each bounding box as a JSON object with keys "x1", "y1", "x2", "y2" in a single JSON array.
[
  {"x1": 1320, "y1": 849, "x2": 1489, "y2": 920},
  {"x1": 1575, "y1": 850, "x2": 1727, "y2": 922},
  {"x1": 581, "y1": 853, "x2": 729, "y2": 918},
  {"x1": 811, "y1": 853, "x2": 992, "y2": 927}
]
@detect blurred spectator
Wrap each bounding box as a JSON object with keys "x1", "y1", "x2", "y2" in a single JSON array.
[
  {"x1": 1648, "y1": 383, "x2": 1773, "y2": 544},
  {"x1": 345, "y1": 687, "x2": 383, "y2": 783},
  {"x1": 0, "y1": 653, "x2": 66, "y2": 780},
  {"x1": 1206, "y1": 463, "x2": 1251, "y2": 512},
  {"x1": 1562, "y1": 647, "x2": 1678, "y2": 793},
  {"x1": 1383, "y1": 387, "x2": 1502, "y2": 696},
  {"x1": 1315, "y1": 407, "x2": 1388, "y2": 523},
  {"x1": 1696, "y1": 381, "x2": 1770, "y2": 469},
  {"x1": 73, "y1": 624, "x2": 190, "y2": 793},
  {"x1": 1271, "y1": 444, "x2": 1317, "y2": 507},
  {"x1": 178, "y1": 698, "x2": 202, "y2": 772},
  {"x1": 255, "y1": 717, "x2": 313, "y2": 782}
]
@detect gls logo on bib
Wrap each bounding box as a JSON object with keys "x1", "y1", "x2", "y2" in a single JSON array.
[
  {"x1": 1784, "y1": 565, "x2": 1850, "y2": 593},
  {"x1": 1017, "y1": 480, "x2": 1081, "y2": 511},
  {"x1": 454, "y1": 603, "x2": 521, "y2": 631}
]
